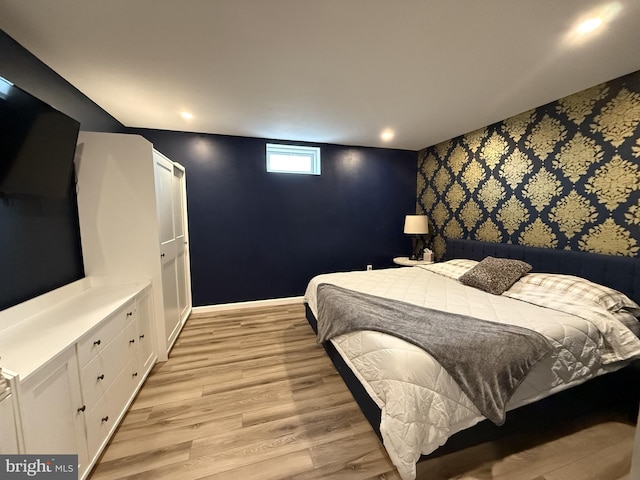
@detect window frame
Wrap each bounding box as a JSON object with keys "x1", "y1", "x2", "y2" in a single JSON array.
[{"x1": 266, "y1": 143, "x2": 321, "y2": 175}]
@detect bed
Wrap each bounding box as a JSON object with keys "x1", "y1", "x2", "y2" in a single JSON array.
[{"x1": 303, "y1": 239, "x2": 640, "y2": 480}]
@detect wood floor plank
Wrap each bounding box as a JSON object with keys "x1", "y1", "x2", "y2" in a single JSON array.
[
  {"x1": 190, "y1": 402, "x2": 363, "y2": 459},
  {"x1": 199, "y1": 450, "x2": 314, "y2": 480},
  {"x1": 415, "y1": 417, "x2": 635, "y2": 480},
  {"x1": 491, "y1": 421, "x2": 634, "y2": 480},
  {"x1": 110, "y1": 399, "x2": 246, "y2": 443},
  {"x1": 542, "y1": 433, "x2": 633, "y2": 480},
  {"x1": 287, "y1": 455, "x2": 401, "y2": 480},
  {"x1": 186, "y1": 407, "x2": 368, "y2": 475},
  {"x1": 103, "y1": 448, "x2": 314, "y2": 480},
  {"x1": 87, "y1": 303, "x2": 635, "y2": 480},
  {"x1": 100, "y1": 414, "x2": 242, "y2": 462},
  {"x1": 118, "y1": 406, "x2": 152, "y2": 426},
  {"x1": 309, "y1": 430, "x2": 385, "y2": 467},
  {"x1": 241, "y1": 388, "x2": 355, "y2": 427},
  {"x1": 89, "y1": 442, "x2": 192, "y2": 479},
  {"x1": 201, "y1": 367, "x2": 333, "y2": 397},
  {"x1": 129, "y1": 385, "x2": 205, "y2": 410}
]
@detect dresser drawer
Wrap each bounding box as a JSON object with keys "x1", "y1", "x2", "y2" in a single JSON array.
[
  {"x1": 80, "y1": 321, "x2": 137, "y2": 410},
  {"x1": 77, "y1": 302, "x2": 135, "y2": 368},
  {"x1": 85, "y1": 395, "x2": 113, "y2": 458},
  {"x1": 85, "y1": 355, "x2": 138, "y2": 457}
]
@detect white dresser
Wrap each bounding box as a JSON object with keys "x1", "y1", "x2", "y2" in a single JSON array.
[{"x1": 0, "y1": 276, "x2": 156, "y2": 479}]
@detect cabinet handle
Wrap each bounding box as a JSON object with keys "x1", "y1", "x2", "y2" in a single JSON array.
[
  {"x1": 139, "y1": 334, "x2": 145, "y2": 339},
  {"x1": 101, "y1": 416, "x2": 109, "y2": 423},
  {"x1": 126, "y1": 312, "x2": 133, "y2": 317},
  {"x1": 161, "y1": 253, "x2": 165, "y2": 258},
  {"x1": 97, "y1": 374, "x2": 105, "y2": 381},
  {"x1": 93, "y1": 339, "x2": 101, "y2": 346},
  {"x1": 129, "y1": 339, "x2": 135, "y2": 344},
  {"x1": 132, "y1": 372, "x2": 138, "y2": 378},
  {"x1": 77, "y1": 405, "x2": 86, "y2": 413}
]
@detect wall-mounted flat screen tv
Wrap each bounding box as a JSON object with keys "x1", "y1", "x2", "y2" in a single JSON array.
[
  {"x1": 0, "y1": 76, "x2": 84, "y2": 312},
  {"x1": 0, "y1": 76, "x2": 80, "y2": 198}
]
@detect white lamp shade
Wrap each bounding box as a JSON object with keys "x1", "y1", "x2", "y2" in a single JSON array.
[{"x1": 404, "y1": 215, "x2": 430, "y2": 235}]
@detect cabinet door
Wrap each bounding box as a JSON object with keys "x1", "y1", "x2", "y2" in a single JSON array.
[
  {"x1": 172, "y1": 164, "x2": 191, "y2": 324},
  {"x1": 136, "y1": 288, "x2": 157, "y2": 376},
  {"x1": 0, "y1": 392, "x2": 18, "y2": 454},
  {"x1": 154, "y1": 152, "x2": 180, "y2": 350},
  {"x1": 19, "y1": 347, "x2": 89, "y2": 476}
]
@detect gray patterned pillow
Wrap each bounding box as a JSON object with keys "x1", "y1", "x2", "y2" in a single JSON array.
[{"x1": 459, "y1": 256, "x2": 532, "y2": 295}]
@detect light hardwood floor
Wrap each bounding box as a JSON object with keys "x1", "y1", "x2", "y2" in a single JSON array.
[{"x1": 88, "y1": 304, "x2": 635, "y2": 480}]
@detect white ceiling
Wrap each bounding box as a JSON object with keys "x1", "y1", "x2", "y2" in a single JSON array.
[{"x1": 1, "y1": 0, "x2": 639, "y2": 151}]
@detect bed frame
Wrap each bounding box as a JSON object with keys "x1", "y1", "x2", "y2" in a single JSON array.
[{"x1": 305, "y1": 238, "x2": 640, "y2": 459}]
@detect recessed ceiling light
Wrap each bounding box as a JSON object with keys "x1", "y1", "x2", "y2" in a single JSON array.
[
  {"x1": 577, "y1": 17, "x2": 603, "y2": 33},
  {"x1": 564, "y1": 2, "x2": 622, "y2": 45},
  {"x1": 180, "y1": 111, "x2": 193, "y2": 120},
  {"x1": 380, "y1": 129, "x2": 395, "y2": 142}
]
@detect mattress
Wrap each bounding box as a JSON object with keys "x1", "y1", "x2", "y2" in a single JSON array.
[{"x1": 304, "y1": 263, "x2": 640, "y2": 480}]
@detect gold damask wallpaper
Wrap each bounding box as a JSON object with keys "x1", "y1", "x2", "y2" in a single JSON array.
[{"x1": 417, "y1": 70, "x2": 640, "y2": 259}]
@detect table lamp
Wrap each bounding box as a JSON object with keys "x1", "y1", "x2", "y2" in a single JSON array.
[{"x1": 404, "y1": 215, "x2": 430, "y2": 260}]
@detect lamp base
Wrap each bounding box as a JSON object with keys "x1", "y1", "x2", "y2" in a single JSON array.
[{"x1": 410, "y1": 236, "x2": 423, "y2": 261}]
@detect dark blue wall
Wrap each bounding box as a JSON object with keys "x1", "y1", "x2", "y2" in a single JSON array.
[{"x1": 129, "y1": 129, "x2": 418, "y2": 305}]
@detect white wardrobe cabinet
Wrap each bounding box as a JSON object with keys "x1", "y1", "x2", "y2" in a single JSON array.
[{"x1": 76, "y1": 132, "x2": 192, "y2": 361}]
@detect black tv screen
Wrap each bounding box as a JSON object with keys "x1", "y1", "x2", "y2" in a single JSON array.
[
  {"x1": 0, "y1": 76, "x2": 84, "y2": 311},
  {"x1": 0, "y1": 76, "x2": 80, "y2": 198}
]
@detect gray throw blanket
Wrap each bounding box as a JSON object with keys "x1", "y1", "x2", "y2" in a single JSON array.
[{"x1": 317, "y1": 283, "x2": 554, "y2": 425}]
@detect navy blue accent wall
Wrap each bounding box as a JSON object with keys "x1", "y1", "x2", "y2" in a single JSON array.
[
  {"x1": 128, "y1": 129, "x2": 418, "y2": 305},
  {"x1": 0, "y1": 31, "x2": 125, "y2": 310},
  {"x1": 0, "y1": 188, "x2": 85, "y2": 311}
]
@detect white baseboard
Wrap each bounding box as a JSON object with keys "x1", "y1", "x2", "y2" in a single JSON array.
[{"x1": 191, "y1": 296, "x2": 304, "y2": 314}]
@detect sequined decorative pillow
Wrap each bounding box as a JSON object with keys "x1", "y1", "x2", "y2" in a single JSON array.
[{"x1": 459, "y1": 256, "x2": 532, "y2": 295}]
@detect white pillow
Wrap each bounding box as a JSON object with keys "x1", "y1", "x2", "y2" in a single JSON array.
[
  {"x1": 518, "y1": 273, "x2": 640, "y2": 315},
  {"x1": 419, "y1": 259, "x2": 478, "y2": 279}
]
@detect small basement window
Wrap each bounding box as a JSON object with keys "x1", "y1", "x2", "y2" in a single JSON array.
[{"x1": 266, "y1": 143, "x2": 321, "y2": 175}]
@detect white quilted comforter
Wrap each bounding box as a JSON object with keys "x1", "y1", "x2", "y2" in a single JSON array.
[{"x1": 303, "y1": 264, "x2": 640, "y2": 480}]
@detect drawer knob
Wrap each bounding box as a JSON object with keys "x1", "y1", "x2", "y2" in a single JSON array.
[
  {"x1": 139, "y1": 334, "x2": 145, "y2": 339},
  {"x1": 126, "y1": 312, "x2": 133, "y2": 317},
  {"x1": 132, "y1": 372, "x2": 138, "y2": 378},
  {"x1": 101, "y1": 416, "x2": 109, "y2": 423},
  {"x1": 129, "y1": 339, "x2": 135, "y2": 344},
  {"x1": 93, "y1": 339, "x2": 101, "y2": 346},
  {"x1": 77, "y1": 405, "x2": 86, "y2": 413},
  {"x1": 97, "y1": 374, "x2": 105, "y2": 381}
]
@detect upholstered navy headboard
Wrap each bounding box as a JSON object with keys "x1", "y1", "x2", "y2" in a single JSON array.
[{"x1": 445, "y1": 239, "x2": 640, "y2": 305}]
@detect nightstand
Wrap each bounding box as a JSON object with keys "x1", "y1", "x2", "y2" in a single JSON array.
[{"x1": 393, "y1": 257, "x2": 434, "y2": 266}]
